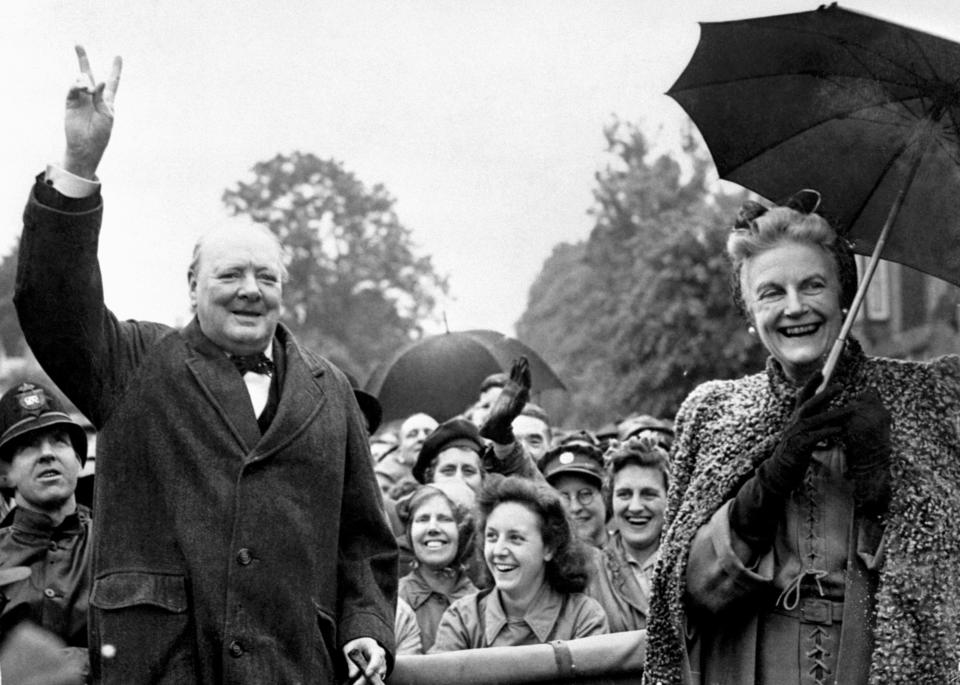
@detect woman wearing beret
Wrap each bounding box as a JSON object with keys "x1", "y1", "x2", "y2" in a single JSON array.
[{"x1": 644, "y1": 192, "x2": 960, "y2": 685}]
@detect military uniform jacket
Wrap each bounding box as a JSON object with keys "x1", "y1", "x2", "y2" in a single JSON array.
[
  {"x1": 15, "y1": 179, "x2": 397, "y2": 684},
  {"x1": 0, "y1": 506, "x2": 92, "y2": 647}
]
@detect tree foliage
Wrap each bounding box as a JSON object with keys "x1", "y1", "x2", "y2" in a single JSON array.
[
  {"x1": 517, "y1": 121, "x2": 767, "y2": 428},
  {"x1": 0, "y1": 241, "x2": 28, "y2": 358},
  {"x1": 223, "y1": 152, "x2": 447, "y2": 379}
]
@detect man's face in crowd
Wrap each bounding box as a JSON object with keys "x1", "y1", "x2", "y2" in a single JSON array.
[
  {"x1": 432, "y1": 447, "x2": 482, "y2": 492},
  {"x1": 6, "y1": 427, "x2": 81, "y2": 513},
  {"x1": 511, "y1": 414, "x2": 551, "y2": 462},
  {"x1": 189, "y1": 227, "x2": 284, "y2": 356},
  {"x1": 369, "y1": 436, "x2": 397, "y2": 462},
  {"x1": 399, "y1": 413, "x2": 438, "y2": 465}
]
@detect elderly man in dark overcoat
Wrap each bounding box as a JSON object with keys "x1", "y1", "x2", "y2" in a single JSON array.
[{"x1": 14, "y1": 47, "x2": 396, "y2": 684}]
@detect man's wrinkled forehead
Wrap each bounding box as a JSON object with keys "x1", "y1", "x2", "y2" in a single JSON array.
[{"x1": 191, "y1": 224, "x2": 286, "y2": 278}]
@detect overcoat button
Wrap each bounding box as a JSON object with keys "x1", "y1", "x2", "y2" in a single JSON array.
[
  {"x1": 228, "y1": 640, "x2": 244, "y2": 658},
  {"x1": 237, "y1": 548, "x2": 252, "y2": 565}
]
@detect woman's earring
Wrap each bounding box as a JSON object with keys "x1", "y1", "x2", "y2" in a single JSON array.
[
  {"x1": 747, "y1": 325, "x2": 757, "y2": 336},
  {"x1": 841, "y1": 308, "x2": 849, "y2": 317}
]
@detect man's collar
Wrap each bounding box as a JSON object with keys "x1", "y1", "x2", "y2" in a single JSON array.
[{"x1": 11, "y1": 504, "x2": 84, "y2": 536}]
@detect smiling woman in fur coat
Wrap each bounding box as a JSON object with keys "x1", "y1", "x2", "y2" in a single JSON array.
[{"x1": 644, "y1": 191, "x2": 960, "y2": 685}]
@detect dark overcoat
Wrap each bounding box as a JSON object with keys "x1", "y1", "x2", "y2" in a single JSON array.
[{"x1": 15, "y1": 179, "x2": 397, "y2": 684}]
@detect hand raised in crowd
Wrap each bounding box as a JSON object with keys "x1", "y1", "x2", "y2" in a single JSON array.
[
  {"x1": 842, "y1": 387, "x2": 892, "y2": 517},
  {"x1": 730, "y1": 372, "x2": 851, "y2": 551},
  {"x1": 64, "y1": 45, "x2": 122, "y2": 179},
  {"x1": 479, "y1": 356, "x2": 531, "y2": 445}
]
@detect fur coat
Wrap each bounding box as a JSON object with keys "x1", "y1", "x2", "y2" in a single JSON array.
[{"x1": 644, "y1": 341, "x2": 960, "y2": 685}]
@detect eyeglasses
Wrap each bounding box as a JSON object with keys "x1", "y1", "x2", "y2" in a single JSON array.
[{"x1": 559, "y1": 488, "x2": 597, "y2": 507}]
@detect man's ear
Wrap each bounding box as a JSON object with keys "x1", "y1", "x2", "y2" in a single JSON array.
[
  {"x1": 0, "y1": 461, "x2": 11, "y2": 490},
  {"x1": 187, "y1": 271, "x2": 198, "y2": 310}
]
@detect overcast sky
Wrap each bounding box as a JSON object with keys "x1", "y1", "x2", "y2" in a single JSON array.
[{"x1": 4, "y1": 1, "x2": 958, "y2": 364}]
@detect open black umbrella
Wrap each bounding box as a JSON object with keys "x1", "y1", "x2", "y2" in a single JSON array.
[
  {"x1": 365, "y1": 330, "x2": 565, "y2": 424},
  {"x1": 668, "y1": 4, "x2": 960, "y2": 380}
]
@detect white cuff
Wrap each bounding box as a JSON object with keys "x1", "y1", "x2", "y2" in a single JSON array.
[{"x1": 44, "y1": 164, "x2": 100, "y2": 198}]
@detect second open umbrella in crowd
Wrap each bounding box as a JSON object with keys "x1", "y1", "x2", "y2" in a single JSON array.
[{"x1": 364, "y1": 329, "x2": 565, "y2": 424}]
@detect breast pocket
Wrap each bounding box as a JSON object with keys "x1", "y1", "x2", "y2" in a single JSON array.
[{"x1": 90, "y1": 571, "x2": 197, "y2": 684}]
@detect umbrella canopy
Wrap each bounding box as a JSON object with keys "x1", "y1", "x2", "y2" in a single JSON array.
[
  {"x1": 365, "y1": 330, "x2": 565, "y2": 424},
  {"x1": 667, "y1": 4, "x2": 960, "y2": 287}
]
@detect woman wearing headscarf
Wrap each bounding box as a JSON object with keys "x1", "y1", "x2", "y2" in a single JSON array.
[
  {"x1": 644, "y1": 191, "x2": 960, "y2": 685},
  {"x1": 396, "y1": 485, "x2": 478, "y2": 652}
]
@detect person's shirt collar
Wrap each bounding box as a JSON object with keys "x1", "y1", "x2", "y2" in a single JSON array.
[{"x1": 483, "y1": 583, "x2": 564, "y2": 644}]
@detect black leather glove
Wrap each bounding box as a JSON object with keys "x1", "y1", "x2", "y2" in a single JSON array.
[
  {"x1": 842, "y1": 388, "x2": 892, "y2": 518},
  {"x1": 479, "y1": 357, "x2": 531, "y2": 444},
  {"x1": 729, "y1": 373, "x2": 850, "y2": 550}
]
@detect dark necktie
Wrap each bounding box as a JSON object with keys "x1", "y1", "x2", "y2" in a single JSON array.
[{"x1": 230, "y1": 353, "x2": 275, "y2": 376}]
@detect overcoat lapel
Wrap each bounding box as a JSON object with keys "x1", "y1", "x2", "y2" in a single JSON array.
[
  {"x1": 251, "y1": 325, "x2": 327, "y2": 462},
  {"x1": 182, "y1": 319, "x2": 262, "y2": 451}
]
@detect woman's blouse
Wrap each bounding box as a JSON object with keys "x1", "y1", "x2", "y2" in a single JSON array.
[
  {"x1": 398, "y1": 567, "x2": 477, "y2": 651},
  {"x1": 586, "y1": 530, "x2": 657, "y2": 632},
  {"x1": 429, "y1": 582, "x2": 608, "y2": 652},
  {"x1": 394, "y1": 598, "x2": 422, "y2": 655}
]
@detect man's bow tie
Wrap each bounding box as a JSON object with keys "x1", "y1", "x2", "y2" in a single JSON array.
[{"x1": 230, "y1": 353, "x2": 275, "y2": 376}]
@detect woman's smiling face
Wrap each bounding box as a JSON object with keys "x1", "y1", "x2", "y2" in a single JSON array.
[
  {"x1": 612, "y1": 463, "x2": 667, "y2": 556},
  {"x1": 740, "y1": 240, "x2": 843, "y2": 382},
  {"x1": 410, "y1": 494, "x2": 459, "y2": 570},
  {"x1": 484, "y1": 501, "x2": 551, "y2": 602}
]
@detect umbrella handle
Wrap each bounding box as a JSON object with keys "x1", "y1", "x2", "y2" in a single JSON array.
[{"x1": 818, "y1": 131, "x2": 930, "y2": 391}]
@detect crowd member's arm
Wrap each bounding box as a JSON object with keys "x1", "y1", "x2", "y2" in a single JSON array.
[
  {"x1": 393, "y1": 599, "x2": 423, "y2": 656},
  {"x1": 427, "y1": 598, "x2": 474, "y2": 653},
  {"x1": 570, "y1": 597, "x2": 609, "y2": 639},
  {"x1": 480, "y1": 358, "x2": 547, "y2": 484}
]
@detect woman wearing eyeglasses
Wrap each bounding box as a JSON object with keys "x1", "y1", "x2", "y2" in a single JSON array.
[
  {"x1": 643, "y1": 191, "x2": 960, "y2": 685},
  {"x1": 586, "y1": 436, "x2": 669, "y2": 633},
  {"x1": 537, "y1": 434, "x2": 608, "y2": 549}
]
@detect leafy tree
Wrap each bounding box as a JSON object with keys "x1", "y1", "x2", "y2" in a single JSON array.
[
  {"x1": 0, "y1": 241, "x2": 28, "y2": 358},
  {"x1": 223, "y1": 152, "x2": 447, "y2": 379},
  {"x1": 517, "y1": 120, "x2": 766, "y2": 428}
]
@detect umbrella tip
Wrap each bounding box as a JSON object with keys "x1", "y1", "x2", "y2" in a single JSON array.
[{"x1": 443, "y1": 311, "x2": 450, "y2": 334}]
